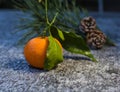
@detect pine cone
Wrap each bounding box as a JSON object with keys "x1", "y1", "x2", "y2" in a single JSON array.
[
  {"x1": 86, "y1": 29, "x2": 106, "y2": 49},
  {"x1": 80, "y1": 16, "x2": 96, "y2": 33}
]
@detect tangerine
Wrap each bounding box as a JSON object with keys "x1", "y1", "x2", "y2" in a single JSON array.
[{"x1": 23, "y1": 37, "x2": 62, "y2": 69}]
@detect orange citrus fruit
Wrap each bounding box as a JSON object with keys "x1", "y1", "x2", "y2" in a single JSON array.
[{"x1": 24, "y1": 37, "x2": 62, "y2": 69}]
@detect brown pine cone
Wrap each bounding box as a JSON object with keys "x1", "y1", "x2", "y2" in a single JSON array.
[
  {"x1": 86, "y1": 29, "x2": 106, "y2": 49},
  {"x1": 80, "y1": 16, "x2": 96, "y2": 33}
]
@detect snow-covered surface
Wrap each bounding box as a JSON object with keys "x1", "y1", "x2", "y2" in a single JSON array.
[{"x1": 0, "y1": 10, "x2": 120, "y2": 92}]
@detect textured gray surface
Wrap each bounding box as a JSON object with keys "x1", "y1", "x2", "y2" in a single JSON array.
[{"x1": 0, "y1": 10, "x2": 120, "y2": 92}]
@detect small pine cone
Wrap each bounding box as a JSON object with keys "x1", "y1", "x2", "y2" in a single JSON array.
[
  {"x1": 86, "y1": 30, "x2": 106, "y2": 49},
  {"x1": 80, "y1": 16, "x2": 96, "y2": 33}
]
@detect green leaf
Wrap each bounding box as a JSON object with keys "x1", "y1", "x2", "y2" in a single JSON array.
[
  {"x1": 58, "y1": 28, "x2": 64, "y2": 40},
  {"x1": 53, "y1": 26, "x2": 65, "y2": 40},
  {"x1": 51, "y1": 29, "x2": 97, "y2": 62},
  {"x1": 38, "y1": 0, "x2": 42, "y2": 3},
  {"x1": 44, "y1": 36, "x2": 63, "y2": 70}
]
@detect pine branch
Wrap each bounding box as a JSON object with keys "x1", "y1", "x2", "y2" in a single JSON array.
[{"x1": 14, "y1": 0, "x2": 115, "y2": 47}]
